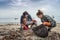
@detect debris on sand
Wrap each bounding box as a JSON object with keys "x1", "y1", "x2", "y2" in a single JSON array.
[{"x1": 0, "y1": 29, "x2": 59, "y2": 40}]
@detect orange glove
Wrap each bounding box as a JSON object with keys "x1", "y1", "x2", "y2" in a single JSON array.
[{"x1": 43, "y1": 22, "x2": 51, "y2": 26}]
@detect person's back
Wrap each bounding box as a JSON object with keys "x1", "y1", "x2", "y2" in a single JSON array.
[
  {"x1": 36, "y1": 10, "x2": 56, "y2": 31},
  {"x1": 41, "y1": 15, "x2": 56, "y2": 27}
]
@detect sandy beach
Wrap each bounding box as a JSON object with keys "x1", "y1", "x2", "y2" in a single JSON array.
[
  {"x1": 0, "y1": 24, "x2": 20, "y2": 31},
  {"x1": 0, "y1": 23, "x2": 60, "y2": 33},
  {"x1": 0, "y1": 23, "x2": 60, "y2": 40}
]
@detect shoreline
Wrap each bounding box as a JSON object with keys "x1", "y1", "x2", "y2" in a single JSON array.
[
  {"x1": 0, "y1": 22, "x2": 60, "y2": 25},
  {"x1": 0, "y1": 22, "x2": 20, "y2": 25}
]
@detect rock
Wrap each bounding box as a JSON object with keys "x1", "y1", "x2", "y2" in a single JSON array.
[
  {"x1": 1, "y1": 31, "x2": 22, "y2": 40},
  {"x1": 0, "y1": 29, "x2": 60, "y2": 40},
  {"x1": 22, "y1": 30, "x2": 33, "y2": 37},
  {"x1": 46, "y1": 31, "x2": 60, "y2": 40}
]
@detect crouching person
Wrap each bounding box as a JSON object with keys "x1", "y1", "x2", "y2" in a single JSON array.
[
  {"x1": 32, "y1": 10, "x2": 56, "y2": 38},
  {"x1": 36, "y1": 10, "x2": 56, "y2": 31},
  {"x1": 20, "y1": 11, "x2": 37, "y2": 30}
]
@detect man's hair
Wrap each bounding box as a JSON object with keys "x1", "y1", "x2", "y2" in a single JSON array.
[
  {"x1": 23, "y1": 11, "x2": 28, "y2": 16},
  {"x1": 36, "y1": 10, "x2": 43, "y2": 16}
]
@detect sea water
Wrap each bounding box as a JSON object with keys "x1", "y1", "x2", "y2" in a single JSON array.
[
  {"x1": 0, "y1": 17, "x2": 60, "y2": 25},
  {"x1": 0, "y1": 18, "x2": 20, "y2": 25}
]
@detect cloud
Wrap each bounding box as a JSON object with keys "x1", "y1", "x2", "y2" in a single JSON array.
[
  {"x1": 40, "y1": 0, "x2": 59, "y2": 5},
  {"x1": 0, "y1": 0, "x2": 44, "y2": 8},
  {"x1": 0, "y1": 0, "x2": 11, "y2": 6},
  {"x1": 0, "y1": 0, "x2": 60, "y2": 8},
  {"x1": 30, "y1": 0, "x2": 42, "y2": 2},
  {"x1": 0, "y1": 0, "x2": 60, "y2": 13},
  {"x1": 10, "y1": 0, "x2": 28, "y2": 7}
]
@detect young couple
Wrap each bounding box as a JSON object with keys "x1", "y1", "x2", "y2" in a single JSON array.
[{"x1": 20, "y1": 10, "x2": 56, "y2": 31}]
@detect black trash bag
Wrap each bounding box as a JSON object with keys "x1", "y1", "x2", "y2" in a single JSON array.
[{"x1": 32, "y1": 24, "x2": 48, "y2": 38}]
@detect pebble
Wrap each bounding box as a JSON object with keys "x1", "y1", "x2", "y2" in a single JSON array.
[{"x1": 0, "y1": 28, "x2": 60, "y2": 40}]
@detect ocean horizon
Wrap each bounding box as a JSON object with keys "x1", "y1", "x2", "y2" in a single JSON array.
[
  {"x1": 0, "y1": 18, "x2": 19, "y2": 25},
  {"x1": 0, "y1": 17, "x2": 60, "y2": 25}
]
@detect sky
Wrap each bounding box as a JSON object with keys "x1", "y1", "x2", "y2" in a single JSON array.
[{"x1": 0, "y1": 0, "x2": 60, "y2": 22}]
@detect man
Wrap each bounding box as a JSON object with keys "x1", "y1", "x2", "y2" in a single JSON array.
[
  {"x1": 20, "y1": 11, "x2": 32, "y2": 24},
  {"x1": 20, "y1": 11, "x2": 37, "y2": 30},
  {"x1": 36, "y1": 10, "x2": 56, "y2": 31}
]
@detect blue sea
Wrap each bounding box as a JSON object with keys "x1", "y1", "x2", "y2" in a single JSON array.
[
  {"x1": 0, "y1": 17, "x2": 60, "y2": 25},
  {"x1": 0, "y1": 18, "x2": 20, "y2": 25}
]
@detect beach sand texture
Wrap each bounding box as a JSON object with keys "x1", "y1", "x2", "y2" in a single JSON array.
[{"x1": 0, "y1": 23, "x2": 60, "y2": 40}]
